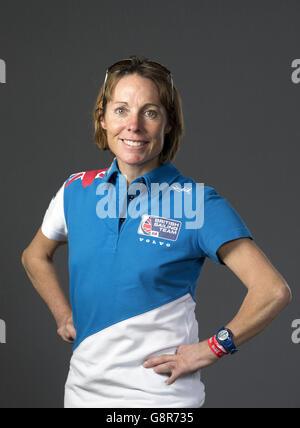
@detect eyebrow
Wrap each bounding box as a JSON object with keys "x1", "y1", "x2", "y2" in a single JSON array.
[{"x1": 113, "y1": 101, "x2": 161, "y2": 108}]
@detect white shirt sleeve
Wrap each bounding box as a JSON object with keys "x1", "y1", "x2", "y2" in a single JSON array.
[{"x1": 41, "y1": 181, "x2": 68, "y2": 241}]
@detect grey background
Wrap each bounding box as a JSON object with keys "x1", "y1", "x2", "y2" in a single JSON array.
[{"x1": 0, "y1": 0, "x2": 299, "y2": 408}]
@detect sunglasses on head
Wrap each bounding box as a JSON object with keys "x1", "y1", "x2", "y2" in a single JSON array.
[{"x1": 102, "y1": 58, "x2": 174, "y2": 105}]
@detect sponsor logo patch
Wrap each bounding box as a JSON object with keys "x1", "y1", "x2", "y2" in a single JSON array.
[{"x1": 138, "y1": 215, "x2": 181, "y2": 241}]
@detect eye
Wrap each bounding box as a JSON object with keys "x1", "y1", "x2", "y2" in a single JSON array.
[
  {"x1": 114, "y1": 107, "x2": 159, "y2": 118},
  {"x1": 115, "y1": 107, "x2": 126, "y2": 115},
  {"x1": 145, "y1": 110, "x2": 158, "y2": 118}
]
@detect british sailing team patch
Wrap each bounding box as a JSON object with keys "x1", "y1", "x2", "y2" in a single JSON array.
[{"x1": 138, "y1": 215, "x2": 182, "y2": 241}]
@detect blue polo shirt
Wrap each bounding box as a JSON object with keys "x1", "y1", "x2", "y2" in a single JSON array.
[
  {"x1": 41, "y1": 157, "x2": 253, "y2": 408},
  {"x1": 42, "y1": 157, "x2": 253, "y2": 350}
]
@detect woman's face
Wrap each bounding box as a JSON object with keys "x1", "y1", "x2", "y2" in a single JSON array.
[{"x1": 100, "y1": 73, "x2": 171, "y2": 169}]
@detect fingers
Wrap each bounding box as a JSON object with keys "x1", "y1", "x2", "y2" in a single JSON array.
[
  {"x1": 57, "y1": 323, "x2": 77, "y2": 344},
  {"x1": 153, "y1": 361, "x2": 175, "y2": 374},
  {"x1": 68, "y1": 324, "x2": 77, "y2": 340},
  {"x1": 166, "y1": 371, "x2": 180, "y2": 385},
  {"x1": 143, "y1": 355, "x2": 182, "y2": 386},
  {"x1": 143, "y1": 353, "x2": 177, "y2": 367},
  {"x1": 153, "y1": 362, "x2": 181, "y2": 386}
]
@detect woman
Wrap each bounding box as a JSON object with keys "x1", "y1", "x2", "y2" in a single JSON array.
[{"x1": 21, "y1": 55, "x2": 291, "y2": 408}]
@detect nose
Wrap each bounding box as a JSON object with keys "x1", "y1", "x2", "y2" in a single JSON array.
[{"x1": 126, "y1": 111, "x2": 143, "y2": 132}]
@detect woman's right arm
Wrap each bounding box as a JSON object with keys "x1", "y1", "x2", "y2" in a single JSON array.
[{"x1": 21, "y1": 227, "x2": 76, "y2": 344}]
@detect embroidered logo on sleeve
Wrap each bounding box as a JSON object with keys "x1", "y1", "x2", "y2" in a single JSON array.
[{"x1": 138, "y1": 215, "x2": 181, "y2": 241}]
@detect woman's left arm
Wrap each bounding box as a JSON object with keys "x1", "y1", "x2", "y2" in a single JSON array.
[
  {"x1": 216, "y1": 237, "x2": 292, "y2": 346},
  {"x1": 142, "y1": 238, "x2": 292, "y2": 385}
]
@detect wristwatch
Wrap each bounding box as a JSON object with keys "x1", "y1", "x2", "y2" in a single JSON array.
[{"x1": 215, "y1": 327, "x2": 238, "y2": 354}]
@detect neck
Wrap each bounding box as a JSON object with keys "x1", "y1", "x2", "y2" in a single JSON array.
[{"x1": 116, "y1": 157, "x2": 162, "y2": 187}]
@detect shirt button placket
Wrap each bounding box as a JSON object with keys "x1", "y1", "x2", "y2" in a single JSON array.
[{"x1": 119, "y1": 217, "x2": 125, "y2": 226}]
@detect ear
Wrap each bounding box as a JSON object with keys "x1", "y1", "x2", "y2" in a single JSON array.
[
  {"x1": 100, "y1": 115, "x2": 106, "y2": 130},
  {"x1": 99, "y1": 108, "x2": 107, "y2": 130},
  {"x1": 165, "y1": 124, "x2": 172, "y2": 134}
]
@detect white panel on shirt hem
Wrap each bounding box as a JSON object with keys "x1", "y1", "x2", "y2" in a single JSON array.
[{"x1": 64, "y1": 293, "x2": 205, "y2": 408}]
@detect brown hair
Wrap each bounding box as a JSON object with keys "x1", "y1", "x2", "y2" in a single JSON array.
[{"x1": 93, "y1": 55, "x2": 185, "y2": 164}]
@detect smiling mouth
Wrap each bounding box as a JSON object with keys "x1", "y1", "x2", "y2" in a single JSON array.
[{"x1": 120, "y1": 139, "x2": 149, "y2": 147}]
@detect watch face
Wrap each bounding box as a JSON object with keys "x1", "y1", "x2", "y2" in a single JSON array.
[{"x1": 217, "y1": 330, "x2": 229, "y2": 341}]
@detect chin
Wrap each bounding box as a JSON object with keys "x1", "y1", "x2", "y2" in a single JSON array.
[{"x1": 117, "y1": 153, "x2": 161, "y2": 167}]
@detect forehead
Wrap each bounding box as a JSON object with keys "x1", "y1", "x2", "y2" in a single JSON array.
[{"x1": 111, "y1": 74, "x2": 161, "y2": 103}]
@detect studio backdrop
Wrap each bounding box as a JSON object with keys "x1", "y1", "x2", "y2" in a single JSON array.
[{"x1": 0, "y1": 0, "x2": 299, "y2": 408}]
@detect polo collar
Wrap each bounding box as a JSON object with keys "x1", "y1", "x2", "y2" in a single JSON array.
[
  {"x1": 103, "y1": 157, "x2": 181, "y2": 192},
  {"x1": 103, "y1": 156, "x2": 120, "y2": 183}
]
